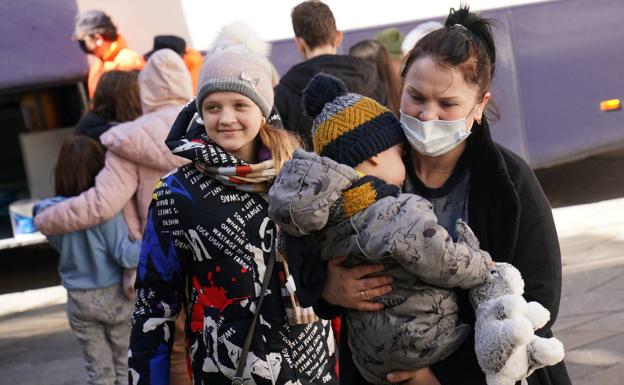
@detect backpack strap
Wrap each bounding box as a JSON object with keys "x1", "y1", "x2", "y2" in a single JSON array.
[{"x1": 232, "y1": 238, "x2": 276, "y2": 385}]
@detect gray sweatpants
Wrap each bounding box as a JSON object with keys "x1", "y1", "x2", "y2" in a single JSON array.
[{"x1": 67, "y1": 284, "x2": 134, "y2": 385}]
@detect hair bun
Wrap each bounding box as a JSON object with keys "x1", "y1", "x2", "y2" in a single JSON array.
[
  {"x1": 445, "y1": 6, "x2": 471, "y2": 28},
  {"x1": 444, "y1": 5, "x2": 496, "y2": 75},
  {"x1": 301, "y1": 73, "x2": 348, "y2": 118}
]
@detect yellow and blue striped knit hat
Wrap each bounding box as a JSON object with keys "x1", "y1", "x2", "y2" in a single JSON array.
[{"x1": 302, "y1": 73, "x2": 404, "y2": 167}]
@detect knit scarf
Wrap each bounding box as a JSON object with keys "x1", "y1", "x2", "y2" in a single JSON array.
[
  {"x1": 329, "y1": 175, "x2": 401, "y2": 225},
  {"x1": 194, "y1": 156, "x2": 277, "y2": 193},
  {"x1": 170, "y1": 131, "x2": 277, "y2": 193}
]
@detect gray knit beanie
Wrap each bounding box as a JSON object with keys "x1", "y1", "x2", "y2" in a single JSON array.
[{"x1": 196, "y1": 44, "x2": 274, "y2": 118}]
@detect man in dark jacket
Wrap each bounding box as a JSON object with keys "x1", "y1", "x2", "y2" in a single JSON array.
[{"x1": 274, "y1": 0, "x2": 385, "y2": 148}]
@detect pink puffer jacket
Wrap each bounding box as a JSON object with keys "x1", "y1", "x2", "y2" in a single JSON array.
[{"x1": 35, "y1": 49, "x2": 193, "y2": 240}]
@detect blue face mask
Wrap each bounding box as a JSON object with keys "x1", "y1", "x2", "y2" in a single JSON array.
[{"x1": 399, "y1": 110, "x2": 473, "y2": 157}]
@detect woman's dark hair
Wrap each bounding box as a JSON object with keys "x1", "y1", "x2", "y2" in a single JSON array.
[
  {"x1": 91, "y1": 70, "x2": 142, "y2": 123},
  {"x1": 349, "y1": 39, "x2": 401, "y2": 115},
  {"x1": 401, "y1": 5, "x2": 496, "y2": 101},
  {"x1": 54, "y1": 135, "x2": 106, "y2": 197}
]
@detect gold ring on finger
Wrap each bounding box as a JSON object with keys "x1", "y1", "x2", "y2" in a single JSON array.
[{"x1": 359, "y1": 290, "x2": 366, "y2": 300}]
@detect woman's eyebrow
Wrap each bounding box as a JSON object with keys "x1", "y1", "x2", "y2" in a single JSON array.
[
  {"x1": 406, "y1": 85, "x2": 422, "y2": 95},
  {"x1": 439, "y1": 96, "x2": 463, "y2": 102}
]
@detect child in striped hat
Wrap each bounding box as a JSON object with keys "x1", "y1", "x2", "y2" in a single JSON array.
[{"x1": 268, "y1": 73, "x2": 496, "y2": 384}]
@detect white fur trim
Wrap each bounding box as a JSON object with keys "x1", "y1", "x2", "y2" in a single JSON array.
[{"x1": 211, "y1": 20, "x2": 271, "y2": 57}]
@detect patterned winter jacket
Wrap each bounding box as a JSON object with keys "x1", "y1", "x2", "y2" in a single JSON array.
[
  {"x1": 129, "y1": 123, "x2": 337, "y2": 385},
  {"x1": 268, "y1": 150, "x2": 495, "y2": 384}
]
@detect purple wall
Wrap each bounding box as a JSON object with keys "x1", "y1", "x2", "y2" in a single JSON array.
[
  {"x1": 501, "y1": 0, "x2": 624, "y2": 167},
  {"x1": 0, "y1": 0, "x2": 88, "y2": 94},
  {"x1": 270, "y1": 0, "x2": 624, "y2": 168}
]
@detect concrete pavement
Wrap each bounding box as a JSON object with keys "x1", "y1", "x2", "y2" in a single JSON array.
[
  {"x1": 1, "y1": 197, "x2": 624, "y2": 384},
  {"x1": 551, "y1": 198, "x2": 624, "y2": 385}
]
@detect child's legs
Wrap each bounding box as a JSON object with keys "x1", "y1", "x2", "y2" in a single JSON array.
[
  {"x1": 67, "y1": 289, "x2": 116, "y2": 385},
  {"x1": 100, "y1": 285, "x2": 134, "y2": 385}
]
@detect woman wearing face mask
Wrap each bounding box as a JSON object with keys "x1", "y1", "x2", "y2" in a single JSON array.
[{"x1": 293, "y1": 6, "x2": 572, "y2": 385}]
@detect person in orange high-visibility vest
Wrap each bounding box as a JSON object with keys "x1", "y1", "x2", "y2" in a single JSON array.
[{"x1": 73, "y1": 10, "x2": 144, "y2": 97}]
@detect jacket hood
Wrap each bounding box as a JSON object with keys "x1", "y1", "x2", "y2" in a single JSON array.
[
  {"x1": 268, "y1": 149, "x2": 359, "y2": 236},
  {"x1": 139, "y1": 48, "x2": 194, "y2": 114},
  {"x1": 278, "y1": 54, "x2": 383, "y2": 102},
  {"x1": 100, "y1": 104, "x2": 189, "y2": 171},
  {"x1": 164, "y1": 99, "x2": 234, "y2": 165}
]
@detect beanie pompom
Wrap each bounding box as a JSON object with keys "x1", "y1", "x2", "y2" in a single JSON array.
[{"x1": 302, "y1": 73, "x2": 348, "y2": 118}]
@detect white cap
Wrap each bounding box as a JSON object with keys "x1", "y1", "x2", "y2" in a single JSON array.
[{"x1": 401, "y1": 21, "x2": 445, "y2": 54}]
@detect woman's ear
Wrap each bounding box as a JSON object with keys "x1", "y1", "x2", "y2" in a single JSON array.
[{"x1": 475, "y1": 92, "x2": 491, "y2": 124}]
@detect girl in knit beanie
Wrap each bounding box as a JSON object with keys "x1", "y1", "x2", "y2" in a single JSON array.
[
  {"x1": 129, "y1": 45, "x2": 338, "y2": 385},
  {"x1": 193, "y1": 44, "x2": 298, "y2": 177}
]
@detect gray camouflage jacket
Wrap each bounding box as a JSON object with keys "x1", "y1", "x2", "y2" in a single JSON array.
[{"x1": 268, "y1": 150, "x2": 495, "y2": 384}]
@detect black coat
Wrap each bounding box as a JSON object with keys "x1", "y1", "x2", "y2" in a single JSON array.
[
  {"x1": 274, "y1": 54, "x2": 386, "y2": 149},
  {"x1": 287, "y1": 119, "x2": 571, "y2": 385},
  {"x1": 426, "y1": 120, "x2": 571, "y2": 385}
]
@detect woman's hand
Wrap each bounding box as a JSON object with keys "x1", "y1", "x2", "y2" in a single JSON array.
[
  {"x1": 322, "y1": 256, "x2": 393, "y2": 311},
  {"x1": 387, "y1": 367, "x2": 441, "y2": 385}
]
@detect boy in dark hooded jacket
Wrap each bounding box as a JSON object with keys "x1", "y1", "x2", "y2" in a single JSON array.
[{"x1": 275, "y1": 0, "x2": 385, "y2": 149}]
